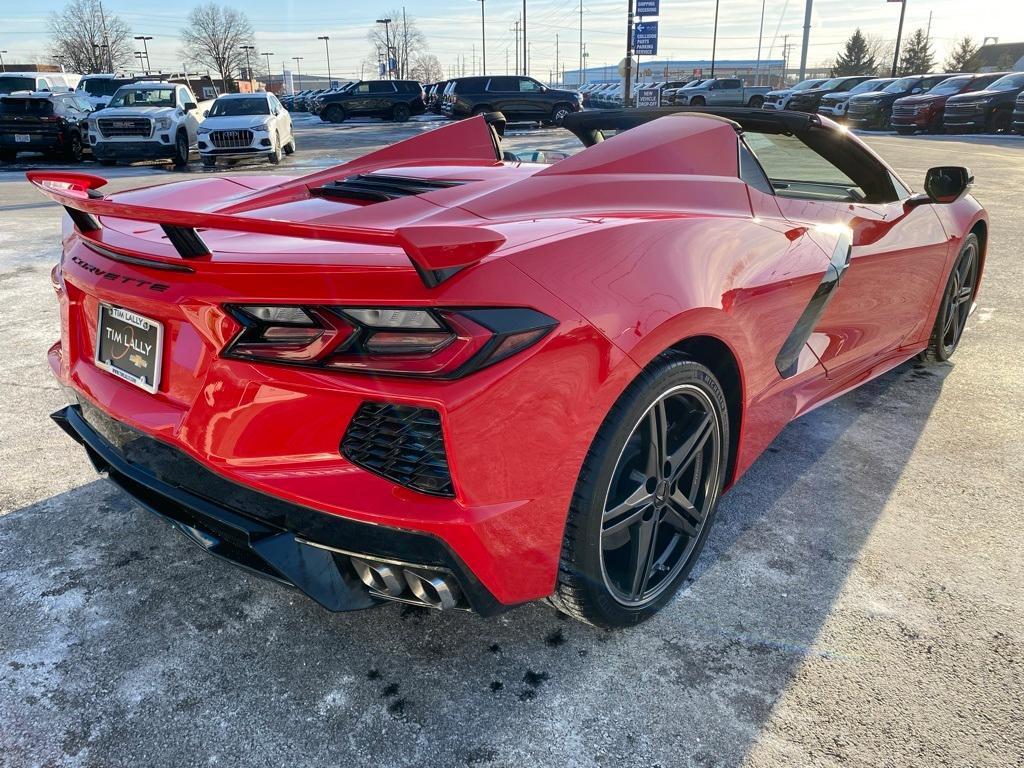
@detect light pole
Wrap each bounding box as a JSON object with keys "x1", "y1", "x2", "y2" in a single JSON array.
[
  {"x1": 0, "y1": 50, "x2": 6, "y2": 73},
  {"x1": 134, "y1": 35, "x2": 152, "y2": 72},
  {"x1": 292, "y1": 56, "x2": 303, "y2": 90},
  {"x1": 317, "y1": 35, "x2": 332, "y2": 86},
  {"x1": 710, "y1": 0, "x2": 720, "y2": 78},
  {"x1": 797, "y1": 0, "x2": 812, "y2": 80},
  {"x1": 476, "y1": 0, "x2": 486, "y2": 75},
  {"x1": 240, "y1": 44, "x2": 255, "y2": 90},
  {"x1": 263, "y1": 51, "x2": 273, "y2": 87},
  {"x1": 376, "y1": 18, "x2": 393, "y2": 79},
  {"x1": 891, "y1": 0, "x2": 908, "y2": 77},
  {"x1": 134, "y1": 51, "x2": 145, "y2": 71}
]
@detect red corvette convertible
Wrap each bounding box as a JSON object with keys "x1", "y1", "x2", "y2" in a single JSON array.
[{"x1": 33, "y1": 108, "x2": 986, "y2": 628}]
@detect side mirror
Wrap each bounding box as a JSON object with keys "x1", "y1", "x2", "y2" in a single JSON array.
[
  {"x1": 203, "y1": 109, "x2": 209, "y2": 118},
  {"x1": 184, "y1": 102, "x2": 198, "y2": 112},
  {"x1": 911, "y1": 87, "x2": 923, "y2": 94},
  {"x1": 924, "y1": 166, "x2": 973, "y2": 203}
]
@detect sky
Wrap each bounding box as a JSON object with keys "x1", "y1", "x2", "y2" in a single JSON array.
[{"x1": 5, "y1": 0, "x2": 1023, "y2": 81}]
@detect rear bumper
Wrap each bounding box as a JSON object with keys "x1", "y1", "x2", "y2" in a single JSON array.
[
  {"x1": 53, "y1": 401, "x2": 507, "y2": 615},
  {"x1": 0, "y1": 133, "x2": 64, "y2": 152}
]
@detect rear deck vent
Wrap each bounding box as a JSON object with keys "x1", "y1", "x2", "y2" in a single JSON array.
[{"x1": 313, "y1": 174, "x2": 465, "y2": 203}]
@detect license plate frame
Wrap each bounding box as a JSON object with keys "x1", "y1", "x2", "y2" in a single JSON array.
[
  {"x1": 94, "y1": 304, "x2": 164, "y2": 394},
  {"x1": 15, "y1": 134, "x2": 31, "y2": 143}
]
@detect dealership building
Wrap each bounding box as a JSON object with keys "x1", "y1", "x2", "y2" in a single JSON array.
[{"x1": 562, "y1": 58, "x2": 826, "y2": 87}]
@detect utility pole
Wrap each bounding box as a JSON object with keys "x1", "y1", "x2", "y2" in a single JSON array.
[
  {"x1": 623, "y1": 0, "x2": 634, "y2": 107},
  {"x1": 891, "y1": 0, "x2": 907, "y2": 77},
  {"x1": 555, "y1": 33, "x2": 559, "y2": 85},
  {"x1": 376, "y1": 18, "x2": 393, "y2": 79},
  {"x1": 506, "y1": 47, "x2": 509, "y2": 75},
  {"x1": 710, "y1": 0, "x2": 720, "y2": 78},
  {"x1": 318, "y1": 36, "x2": 332, "y2": 86},
  {"x1": 134, "y1": 36, "x2": 152, "y2": 72},
  {"x1": 263, "y1": 51, "x2": 274, "y2": 83},
  {"x1": 798, "y1": 0, "x2": 812, "y2": 80},
  {"x1": 98, "y1": 1, "x2": 113, "y2": 71},
  {"x1": 240, "y1": 44, "x2": 255, "y2": 89},
  {"x1": 478, "y1": 0, "x2": 486, "y2": 75},
  {"x1": 512, "y1": 19, "x2": 520, "y2": 75},
  {"x1": 782, "y1": 35, "x2": 791, "y2": 81},
  {"x1": 292, "y1": 56, "x2": 303, "y2": 90},
  {"x1": 522, "y1": 0, "x2": 527, "y2": 76}
]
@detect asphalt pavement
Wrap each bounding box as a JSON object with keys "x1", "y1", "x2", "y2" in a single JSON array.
[{"x1": 0, "y1": 114, "x2": 1021, "y2": 768}]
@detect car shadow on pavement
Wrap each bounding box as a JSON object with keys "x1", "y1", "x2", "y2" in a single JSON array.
[{"x1": 0, "y1": 359, "x2": 950, "y2": 768}]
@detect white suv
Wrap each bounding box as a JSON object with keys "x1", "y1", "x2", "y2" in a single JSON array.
[
  {"x1": 87, "y1": 81, "x2": 205, "y2": 167},
  {"x1": 197, "y1": 92, "x2": 295, "y2": 167}
]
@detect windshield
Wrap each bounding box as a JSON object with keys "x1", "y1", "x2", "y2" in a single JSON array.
[
  {"x1": 78, "y1": 78, "x2": 134, "y2": 97},
  {"x1": 929, "y1": 76, "x2": 972, "y2": 95},
  {"x1": 818, "y1": 78, "x2": 846, "y2": 90},
  {"x1": 210, "y1": 98, "x2": 269, "y2": 116},
  {"x1": 0, "y1": 76, "x2": 36, "y2": 94},
  {"x1": 792, "y1": 79, "x2": 823, "y2": 92},
  {"x1": 0, "y1": 98, "x2": 53, "y2": 115},
  {"x1": 883, "y1": 77, "x2": 917, "y2": 93},
  {"x1": 849, "y1": 79, "x2": 886, "y2": 95},
  {"x1": 988, "y1": 73, "x2": 1024, "y2": 90},
  {"x1": 108, "y1": 87, "x2": 175, "y2": 108}
]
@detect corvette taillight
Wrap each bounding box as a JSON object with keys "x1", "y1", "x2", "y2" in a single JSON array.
[{"x1": 223, "y1": 305, "x2": 556, "y2": 378}]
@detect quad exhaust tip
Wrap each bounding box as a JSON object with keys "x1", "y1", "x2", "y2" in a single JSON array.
[{"x1": 350, "y1": 557, "x2": 461, "y2": 610}]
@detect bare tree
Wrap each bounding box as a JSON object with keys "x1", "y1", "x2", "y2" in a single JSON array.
[
  {"x1": 180, "y1": 3, "x2": 256, "y2": 83},
  {"x1": 48, "y1": 0, "x2": 134, "y2": 73},
  {"x1": 863, "y1": 33, "x2": 895, "y2": 76},
  {"x1": 410, "y1": 53, "x2": 443, "y2": 84},
  {"x1": 367, "y1": 10, "x2": 426, "y2": 80}
]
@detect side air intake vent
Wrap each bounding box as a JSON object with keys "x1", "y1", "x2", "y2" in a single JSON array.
[
  {"x1": 341, "y1": 402, "x2": 454, "y2": 496},
  {"x1": 313, "y1": 174, "x2": 465, "y2": 203}
]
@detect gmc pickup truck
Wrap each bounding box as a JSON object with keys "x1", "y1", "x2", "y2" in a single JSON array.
[{"x1": 670, "y1": 78, "x2": 771, "y2": 108}]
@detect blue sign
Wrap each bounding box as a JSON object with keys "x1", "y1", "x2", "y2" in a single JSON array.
[
  {"x1": 634, "y1": 21, "x2": 659, "y2": 56},
  {"x1": 636, "y1": 0, "x2": 660, "y2": 15}
]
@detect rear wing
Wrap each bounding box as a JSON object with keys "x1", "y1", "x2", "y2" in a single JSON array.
[{"x1": 27, "y1": 171, "x2": 505, "y2": 288}]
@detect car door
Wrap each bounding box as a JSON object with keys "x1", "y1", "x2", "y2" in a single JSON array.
[
  {"x1": 744, "y1": 130, "x2": 951, "y2": 378},
  {"x1": 711, "y1": 79, "x2": 742, "y2": 105},
  {"x1": 517, "y1": 78, "x2": 548, "y2": 118},
  {"x1": 368, "y1": 81, "x2": 397, "y2": 115}
]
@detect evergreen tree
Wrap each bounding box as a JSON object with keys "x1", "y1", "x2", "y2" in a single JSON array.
[
  {"x1": 944, "y1": 36, "x2": 979, "y2": 72},
  {"x1": 898, "y1": 29, "x2": 936, "y2": 76},
  {"x1": 832, "y1": 29, "x2": 877, "y2": 76}
]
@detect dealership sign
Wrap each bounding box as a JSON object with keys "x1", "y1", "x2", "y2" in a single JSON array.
[
  {"x1": 636, "y1": 0, "x2": 660, "y2": 15},
  {"x1": 634, "y1": 22, "x2": 659, "y2": 56},
  {"x1": 636, "y1": 87, "x2": 661, "y2": 107}
]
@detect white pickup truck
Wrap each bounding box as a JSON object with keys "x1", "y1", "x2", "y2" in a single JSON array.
[
  {"x1": 86, "y1": 81, "x2": 210, "y2": 166},
  {"x1": 671, "y1": 78, "x2": 771, "y2": 108}
]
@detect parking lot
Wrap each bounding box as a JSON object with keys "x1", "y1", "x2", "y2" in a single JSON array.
[{"x1": 1, "y1": 117, "x2": 1022, "y2": 767}]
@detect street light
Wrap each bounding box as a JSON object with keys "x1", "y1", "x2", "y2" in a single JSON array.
[
  {"x1": 476, "y1": 0, "x2": 486, "y2": 75},
  {"x1": 292, "y1": 56, "x2": 303, "y2": 90},
  {"x1": 240, "y1": 44, "x2": 255, "y2": 90},
  {"x1": 134, "y1": 35, "x2": 152, "y2": 72},
  {"x1": 317, "y1": 35, "x2": 332, "y2": 87},
  {"x1": 134, "y1": 51, "x2": 145, "y2": 70},
  {"x1": 376, "y1": 18, "x2": 393, "y2": 79},
  {"x1": 263, "y1": 51, "x2": 274, "y2": 88}
]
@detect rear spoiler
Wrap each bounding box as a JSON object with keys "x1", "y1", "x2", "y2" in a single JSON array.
[{"x1": 27, "y1": 171, "x2": 505, "y2": 288}]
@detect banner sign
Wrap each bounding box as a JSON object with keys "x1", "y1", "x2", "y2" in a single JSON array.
[
  {"x1": 636, "y1": 0, "x2": 660, "y2": 15},
  {"x1": 636, "y1": 87, "x2": 661, "y2": 107},
  {"x1": 634, "y1": 22, "x2": 659, "y2": 56}
]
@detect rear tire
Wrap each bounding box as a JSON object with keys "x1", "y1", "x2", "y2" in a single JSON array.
[
  {"x1": 551, "y1": 103, "x2": 574, "y2": 125},
  {"x1": 392, "y1": 103, "x2": 411, "y2": 122},
  {"x1": 323, "y1": 104, "x2": 346, "y2": 123},
  {"x1": 549, "y1": 354, "x2": 729, "y2": 628},
  {"x1": 921, "y1": 233, "x2": 979, "y2": 363},
  {"x1": 268, "y1": 131, "x2": 282, "y2": 164},
  {"x1": 65, "y1": 132, "x2": 84, "y2": 162},
  {"x1": 283, "y1": 135, "x2": 296, "y2": 154}
]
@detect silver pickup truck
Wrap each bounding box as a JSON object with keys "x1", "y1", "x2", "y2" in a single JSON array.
[{"x1": 671, "y1": 78, "x2": 771, "y2": 108}]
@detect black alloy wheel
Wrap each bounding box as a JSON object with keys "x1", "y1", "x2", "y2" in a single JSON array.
[
  {"x1": 689, "y1": 96, "x2": 706, "y2": 106},
  {"x1": 551, "y1": 104, "x2": 573, "y2": 125},
  {"x1": 924, "y1": 233, "x2": 979, "y2": 362},
  {"x1": 550, "y1": 355, "x2": 729, "y2": 628},
  {"x1": 879, "y1": 106, "x2": 892, "y2": 130},
  {"x1": 324, "y1": 104, "x2": 346, "y2": 123},
  {"x1": 65, "y1": 132, "x2": 84, "y2": 162},
  {"x1": 392, "y1": 103, "x2": 411, "y2": 122}
]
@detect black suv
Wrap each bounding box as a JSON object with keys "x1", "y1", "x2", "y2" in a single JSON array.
[
  {"x1": 945, "y1": 71, "x2": 1024, "y2": 133},
  {"x1": 846, "y1": 73, "x2": 955, "y2": 129},
  {"x1": 319, "y1": 80, "x2": 425, "y2": 123},
  {"x1": 442, "y1": 76, "x2": 581, "y2": 124},
  {"x1": 0, "y1": 91, "x2": 92, "y2": 162},
  {"x1": 785, "y1": 75, "x2": 875, "y2": 113}
]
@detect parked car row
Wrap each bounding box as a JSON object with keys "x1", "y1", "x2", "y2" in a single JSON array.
[
  {"x1": 772, "y1": 70, "x2": 1024, "y2": 135},
  {"x1": 0, "y1": 82, "x2": 296, "y2": 168}
]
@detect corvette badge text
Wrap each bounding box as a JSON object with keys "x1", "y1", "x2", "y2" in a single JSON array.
[{"x1": 71, "y1": 255, "x2": 170, "y2": 292}]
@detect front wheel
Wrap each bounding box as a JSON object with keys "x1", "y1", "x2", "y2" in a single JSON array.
[
  {"x1": 283, "y1": 135, "x2": 296, "y2": 155},
  {"x1": 689, "y1": 96, "x2": 706, "y2": 106},
  {"x1": 922, "y1": 233, "x2": 979, "y2": 363},
  {"x1": 549, "y1": 355, "x2": 729, "y2": 628},
  {"x1": 172, "y1": 131, "x2": 190, "y2": 167},
  {"x1": 65, "y1": 132, "x2": 84, "y2": 162},
  {"x1": 323, "y1": 104, "x2": 346, "y2": 123}
]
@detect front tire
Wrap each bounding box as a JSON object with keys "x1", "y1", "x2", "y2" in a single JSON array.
[
  {"x1": 323, "y1": 104, "x2": 346, "y2": 123},
  {"x1": 392, "y1": 103, "x2": 411, "y2": 122},
  {"x1": 65, "y1": 132, "x2": 84, "y2": 162},
  {"x1": 689, "y1": 96, "x2": 706, "y2": 106},
  {"x1": 172, "y1": 130, "x2": 189, "y2": 168},
  {"x1": 549, "y1": 355, "x2": 729, "y2": 628},
  {"x1": 922, "y1": 233, "x2": 979, "y2": 363}
]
